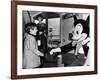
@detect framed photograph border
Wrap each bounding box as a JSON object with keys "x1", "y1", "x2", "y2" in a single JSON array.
[{"x1": 11, "y1": 0, "x2": 98, "y2": 79}]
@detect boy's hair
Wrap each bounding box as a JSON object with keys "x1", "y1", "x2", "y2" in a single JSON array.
[{"x1": 25, "y1": 22, "x2": 37, "y2": 33}]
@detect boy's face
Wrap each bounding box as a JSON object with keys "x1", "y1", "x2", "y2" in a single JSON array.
[{"x1": 30, "y1": 27, "x2": 38, "y2": 35}]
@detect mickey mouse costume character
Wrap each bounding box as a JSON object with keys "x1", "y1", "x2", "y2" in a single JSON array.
[{"x1": 50, "y1": 15, "x2": 90, "y2": 66}]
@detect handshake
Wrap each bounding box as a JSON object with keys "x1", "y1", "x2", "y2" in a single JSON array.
[{"x1": 49, "y1": 47, "x2": 61, "y2": 55}]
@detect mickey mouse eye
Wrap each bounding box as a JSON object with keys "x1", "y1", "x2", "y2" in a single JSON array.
[
  {"x1": 75, "y1": 23, "x2": 83, "y2": 35},
  {"x1": 76, "y1": 31, "x2": 79, "y2": 34}
]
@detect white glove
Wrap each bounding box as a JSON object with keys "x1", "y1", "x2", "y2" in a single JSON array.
[
  {"x1": 50, "y1": 48, "x2": 61, "y2": 55},
  {"x1": 50, "y1": 49, "x2": 54, "y2": 55}
]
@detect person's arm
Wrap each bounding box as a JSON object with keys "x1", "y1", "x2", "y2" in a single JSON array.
[
  {"x1": 28, "y1": 37, "x2": 44, "y2": 56},
  {"x1": 60, "y1": 42, "x2": 75, "y2": 54},
  {"x1": 50, "y1": 42, "x2": 75, "y2": 55}
]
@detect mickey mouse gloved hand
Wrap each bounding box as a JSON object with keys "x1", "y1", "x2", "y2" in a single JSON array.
[
  {"x1": 50, "y1": 48, "x2": 61, "y2": 55},
  {"x1": 49, "y1": 49, "x2": 54, "y2": 55}
]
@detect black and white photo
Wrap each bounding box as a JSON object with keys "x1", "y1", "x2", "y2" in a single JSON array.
[
  {"x1": 11, "y1": 1, "x2": 97, "y2": 79},
  {"x1": 22, "y1": 11, "x2": 90, "y2": 68}
]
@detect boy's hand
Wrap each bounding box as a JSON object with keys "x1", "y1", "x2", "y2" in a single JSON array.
[{"x1": 40, "y1": 52, "x2": 44, "y2": 56}]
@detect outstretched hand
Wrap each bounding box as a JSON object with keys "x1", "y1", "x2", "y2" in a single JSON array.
[
  {"x1": 50, "y1": 49, "x2": 55, "y2": 55},
  {"x1": 49, "y1": 48, "x2": 61, "y2": 55}
]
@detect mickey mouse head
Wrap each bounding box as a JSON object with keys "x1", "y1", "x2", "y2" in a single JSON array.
[{"x1": 71, "y1": 15, "x2": 89, "y2": 42}]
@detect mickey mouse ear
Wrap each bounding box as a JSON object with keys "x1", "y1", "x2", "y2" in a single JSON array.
[
  {"x1": 73, "y1": 15, "x2": 77, "y2": 22},
  {"x1": 86, "y1": 16, "x2": 90, "y2": 24}
]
